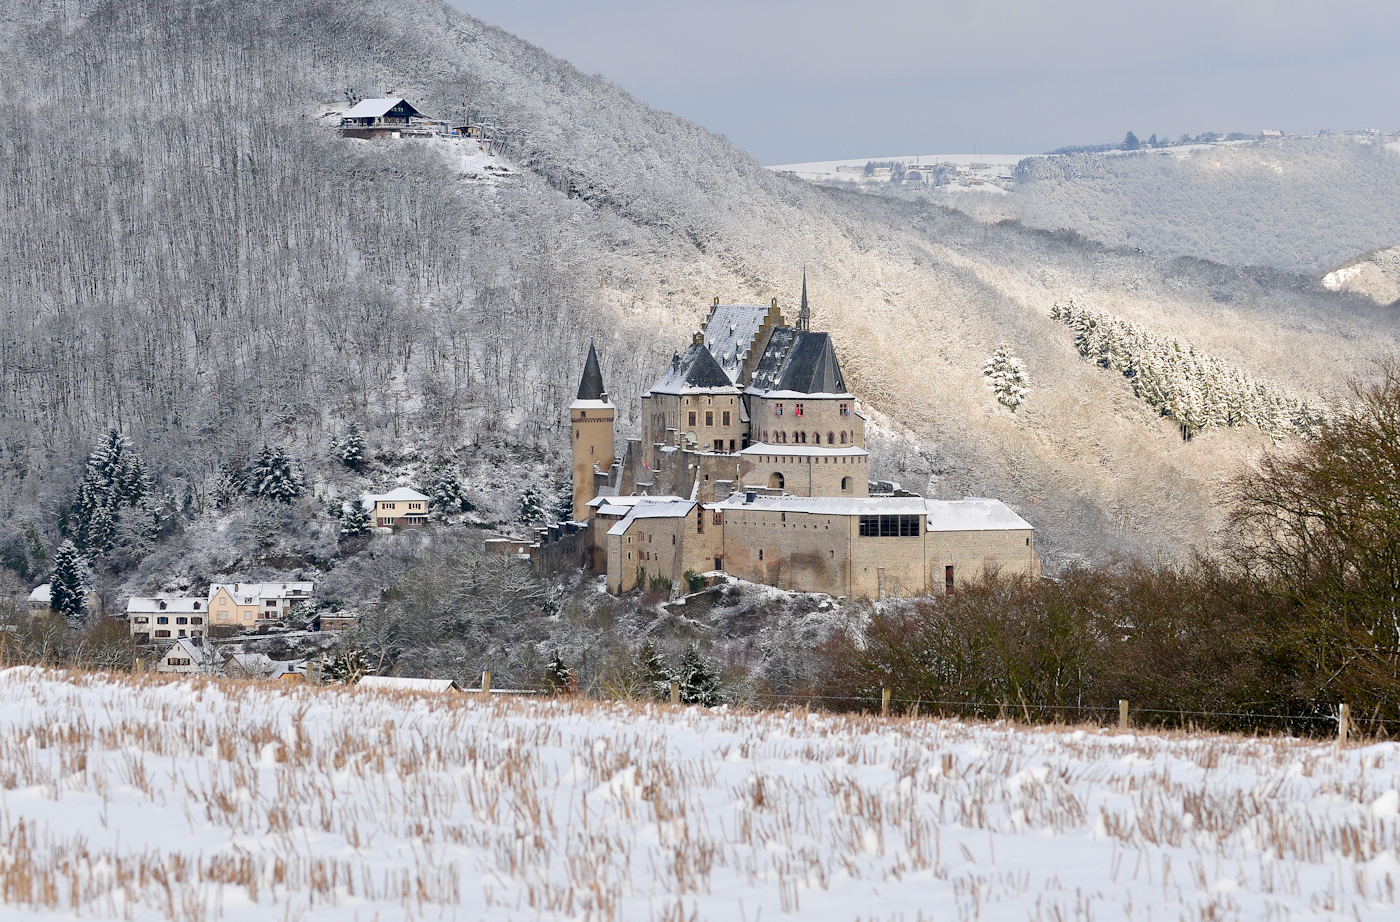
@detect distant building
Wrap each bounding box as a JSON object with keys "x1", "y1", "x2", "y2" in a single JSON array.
[
  {"x1": 1261, "y1": 129, "x2": 1283, "y2": 138},
  {"x1": 155, "y1": 637, "x2": 217, "y2": 675},
  {"x1": 207, "y1": 582, "x2": 314, "y2": 631},
  {"x1": 28, "y1": 584, "x2": 103, "y2": 619},
  {"x1": 357, "y1": 676, "x2": 462, "y2": 694},
  {"x1": 339, "y1": 98, "x2": 439, "y2": 139},
  {"x1": 361, "y1": 488, "x2": 430, "y2": 528},
  {"x1": 128, "y1": 596, "x2": 207, "y2": 644}
]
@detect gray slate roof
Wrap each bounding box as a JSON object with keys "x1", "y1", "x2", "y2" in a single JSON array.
[
  {"x1": 577, "y1": 343, "x2": 607, "y2": 400},
  {"x1": 648, "y1": 343, "x2": 739, "y2": 395},
  {"x1": 701, "y1": 304, "x2": 776, "y2": 383},
  {"x1": 750, "y1": 330, "x2": 848, "y2": 395}
]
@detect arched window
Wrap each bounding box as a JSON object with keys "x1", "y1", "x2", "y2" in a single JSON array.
[
  {"x1": 769, "y1": 472, "x2": 785, "y2": 489},
  {"x1": 841, "y1": 476, "x2": 852, "y2": 491},
  {"x1": 827, "y1": 432, "x2": 835, "y2": 444},
  {"x1": 812, "y1": 432, "x2": 819, "y2": 444},
  {"x1": 797, "y1": 431, "x2": 806, "y2": 444},
  {"x1": 840, "y1": 432, "x2": 847, "y2": 444}
]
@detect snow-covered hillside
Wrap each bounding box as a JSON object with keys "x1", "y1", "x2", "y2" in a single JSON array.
[{"x1": 2, "y1": 668, "x2": 1398, "y2": 920}]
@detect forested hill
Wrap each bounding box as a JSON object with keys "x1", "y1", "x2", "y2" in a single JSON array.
[{"x1": 2, "y1": 0, "x2": 1398, "y2": 568}]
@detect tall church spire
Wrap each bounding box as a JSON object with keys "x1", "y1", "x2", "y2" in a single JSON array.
[
  {"x1": 796, "y1": 270, "x2": 810, "y2": 332},
  {"x1": 576, "y1": 342, "x2": 608, "y2": 402}
]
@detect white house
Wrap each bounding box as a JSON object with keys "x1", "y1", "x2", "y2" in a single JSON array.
[
  {"x1": 127, "y1": 596, "x2": 208, "y2": 644},
  {"x1": 28, "y1": 583, "x2": 103, "y2": 619},
  {"x1": 155, "y1": 637, "x2": 218, "y2": 675},
  {"x1": 362, "y1": 488, "x2": 431, "y2": 528}
]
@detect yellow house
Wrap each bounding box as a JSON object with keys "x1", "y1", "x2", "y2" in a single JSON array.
[
  {"x1": 361, "y1": 488, "x2": 431, "y2": 528},
  {"x1": 208, "y1": 581, "x2": 314, "y2": 630}
]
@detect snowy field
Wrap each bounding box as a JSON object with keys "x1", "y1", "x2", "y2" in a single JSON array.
[{"x1": 0, "y1": 670, "x2": 1398, "y2": 920}]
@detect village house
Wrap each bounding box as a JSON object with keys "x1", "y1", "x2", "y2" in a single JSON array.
[
  {"x1": 155, "y1": 637, "x2": 218, "y2": 675},
  {"x1": 339, "y1": 97, "x2": 441, "y2": 139},
  {"x1": 27, "y1": 584, "x2": 103, "y2": 619},
  {"x1": 362, "y1": 488, "x2": 431, "y2": 528},
  {"x1": 208, "y1": 582, "x2": 314, "y2": 631},
  {"x1": 127, "y1": 596, "x2": 208, "y2": 644},
  {"x1": 565, "y1": 274, "x2": 1042, "y2": 600}
]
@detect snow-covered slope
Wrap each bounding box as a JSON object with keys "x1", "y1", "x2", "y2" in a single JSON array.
[{"x1": 1, "y1": 668, "x2": 1397, "y2": 920}]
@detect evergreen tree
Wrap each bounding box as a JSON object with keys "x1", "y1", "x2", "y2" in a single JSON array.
[
  {"x1": 519, "y1": 483, "x2": 546, "y2": 523},
  {"x1": 1122, "y1": 131, "x2": 1141, "y2": 151},
  {"x1": 544, "y1": 650, "x2": 577, "y2": 695},
  {"x1": 247, "y1": 446, "x2": 304, "y2": 503},
  {"x1": 340, "y1": 499, "x2": 372, "y2": 538},
  {"x1": 431, "y1": 469, "x2": 471, "y2": 515},
  {"x1": 983, "y1": 343, "x2": 1030, "y2": 411},
  {"x1": 677, "y1": 645, "x2": 722, "y2": 706},
  {"x1": 322, "y1": 647, "x2": 368, "y2": 684},
  {"x1": 634, "y1": 642, "x2": 674, "y2": 701},
  {"x1": 72, "y1": 428, "x2": 148, "y2": 554},
  {"x1": 48, "y1": 540, "x2": 87, "y2": 625},
  {"x1": 336, "y1": 422, "x2": 365, "y2": 469},
  {"x1": 553, "y1": 485, "x2": 574, "y2": 523}
]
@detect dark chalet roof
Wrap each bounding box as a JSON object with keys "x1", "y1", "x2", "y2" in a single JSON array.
[
  {"x1": 648, "y1": 342, "x2": 739, "y2": 395},
  {"x1": 576, "y1": 343, "x2": 607, "y2": 401},
  {"x1": 750, "y1": 330, "x2": 849, "y2": 395}
]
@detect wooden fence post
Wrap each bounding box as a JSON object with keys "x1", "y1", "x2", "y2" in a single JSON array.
[
  {"x1": 670, "y1": 681, "x2": 680, "y2": 705},
  {"x1": 481, "y1": 670, "x2": 491, "y2": 698},
  {"x1": 881, "y1": 688, "x2": 891, "y2": 718},
  {"x1": 1339, "y1": 703, "x2": 1349, "y2": 744},
  {"x1": 1119, "y1": 699, "x2": 1129, "y2": 731}
]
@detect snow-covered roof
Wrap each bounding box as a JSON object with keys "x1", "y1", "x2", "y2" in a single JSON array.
[
  {"x1": 364, "y1": 488, "x2": 430, "y2": 504},
  {"x1": 342, "y1": 97, "x2": 421, "y2": 119},
  {"x1": 717, "y1": 495, "x2": 1034, "y2": 531},
  {"x1": 128, "y1": 596, "x2": 206, "y2": 615},
  {"x1": 209, "y1": 582, "x2": 314, "y2": 604},
  {"x1": 740, "y1": 443, "x2": 868, "y2": 458},
  {"x1": 587, "y1": 494, "x2": 682, "y2": 508},
  {"x1": 749, "y1": 330, "x2": 849, "y2": 395},
  {"x1": 746, "y1": 388, "x2": 854, "y2": 400},
  {"x1": 700, "y1": 303, "x2": 779, "y2": 383},
  {"x1": 358, "y1": 676, "x2": 460, "y2": 693},
  {"x1": 27, "y1": 584, "x2": 50, "y2": 603},
  {"x1": 570, "y1": 399, "x2": 614, "y2": 411},
  {"x1": 607, "y1": 499, "x2": 698, "y2": 536},
  {"x1": 647, "y1": 343, "x2": 742, "y2": 396},
  {"x1": 162, "y1": 637, "x2": 217, "y2": 666}
]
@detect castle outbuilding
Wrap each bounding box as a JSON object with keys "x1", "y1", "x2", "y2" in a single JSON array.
[{"x1": 566, "y1": 278, "x2": 1040, "y2": 599}]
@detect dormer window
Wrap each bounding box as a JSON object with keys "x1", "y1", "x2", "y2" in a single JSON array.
[{"x1": 158, "y1": 601, "x2": 167, "y2": 610}]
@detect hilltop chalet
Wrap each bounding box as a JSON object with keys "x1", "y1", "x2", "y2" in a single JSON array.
[
  {"x1": 361, "y1": 488, "x2": 431, "y2": 528},
  {"x1": 339, "y1": 97, "x2": 438, "y2": 139},
  {"x1": 560, "y1": 276, "x2": 1041, "y2": 599}
]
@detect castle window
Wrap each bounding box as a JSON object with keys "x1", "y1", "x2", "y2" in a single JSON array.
[
  {"x1": 858, "y1": 515, "x2": 922, "y2": 537},
  {"x1": 705, "y1": 411, "x2": 714, "y2": 426},
  {"x1": 775, "y1": 403, "x2": 783, "y2": 416},
  {"x1": 758, "y1": 549, "x2": 764, "y2": 561},
  {"x1": 840, "y1": 403, "x2": 850, "y2": 416},
  {"x1": 827, "y1": 432, "x2": 835, "y2": 444},
  {"x1": 841, "y1": 477, "x2": 852, "y2": 491},
  {"x1": 811, "y1": 432, "x2": 819, "y2": 444},
  {"x1": 840, "y1": 432, "x2": 847, "y2": 444},
  {"x1": 795, "y1": 403, "x2": 804, "y2": 417},
  {"x1": 689, "y1": 412, "x2": 697, "y2": 427},
  {"x1": 729, "y1": 439, "x2": 736, "y2": 452},
  {"x1": 722, "y1": 411, "x2": 731, "y2": 426},
  {"x1": 696, "y1": 508, "x2": 704, "y2": 533}
]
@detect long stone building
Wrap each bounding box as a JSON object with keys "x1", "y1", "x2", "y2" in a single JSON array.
[{"x1": 568, "y1": 278, "x2": 1040, "y2": 599}]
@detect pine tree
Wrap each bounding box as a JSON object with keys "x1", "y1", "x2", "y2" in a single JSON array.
[
  {"x1": 247, "y1": 446, "x2": 304, "y2": 503},
  {"x1": 552, "y1": 485, "x2": 574, "y2": 523},
  {"x1": 322, "y1": 647, "x2": 368, "y2": 684},
  {"x1": 633, "y1": 642, "x2": 674, "y2": 701},
  {"x1": 49, "y1": 540, "x2": 87, "y2": 625},
  {"x1": 73, "y1": 428, "x2": 148, "y2": 554},
  {"x1": 431, "y1": 469, "x2": 471, "y2": 515},
  {"x1": 544, "y1": 651, "x2": 577, "y2": 695},
  {"x1": 519, "y1": 483, "x2": 545, "y2": 523},
  {"x1": 677, "y1": 645, "x2": 722, "y2": 706},
  {"x1": 983, "y1": 343, "x2": 1030, "y2": 411},
  {"x1": 340, "y1": 499, "x2": 372, "y2": 538},
  {"x1": 336, "y1": 422, "x2": 365, "y2": 469}
]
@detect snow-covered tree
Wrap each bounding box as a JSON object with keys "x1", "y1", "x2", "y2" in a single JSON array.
[
  {"x1": 983, "y1": 343, "x2": 1029, "y2": 411},
  {"x1": 339, "y1": 499, "x2": 372, "y2": 538},
  {"x1": 544, "y1": 651, "x2": 576, "y2": 695},
  {"x1": 431, "y1": 469, "x2": 471, "y2": 515},
  {"x1": 677, "y1": 645, "x2": 722, "y2": 706},
  {"x1": 323, "y1": 647, "x2": 367, "y2": 684},
  {"x1": 246, "y1": 446, "x2": 304, "y2": 503},
  {"x1": 519, "y1": 483, "x2": 546, "y2": 523},
  {"x1": 48, "y1": 540, "x2": 87, "y2": 625},
  {"x1": 72, "y1": 428, "x2": 149, "y2": 555},
  {"x1": 552, "y1": 485, "x2": 574, "y2": 523},
  {"x1": 634, "y1": 642, "x2": 674, "y2": 701},
  {"x1": 336, "y1": 423, "x2": 365, "y2": 470}
]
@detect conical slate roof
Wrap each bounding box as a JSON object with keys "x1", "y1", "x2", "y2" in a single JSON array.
[
  {"x1": 750, "y1": 330, "x2": 848, "y2": 395},
  {"x1": 576, "y1": 343, "x2": 607, "y2": 401}
]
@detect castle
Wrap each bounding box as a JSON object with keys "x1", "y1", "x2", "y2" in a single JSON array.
[{"x1": 566, "y1": 279, "x2": 1040, "y2": 599}]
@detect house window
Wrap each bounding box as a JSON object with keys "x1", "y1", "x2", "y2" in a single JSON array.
[
  {"x1": 795, "y1": 403, "x2": 804, "y2": 417},
  {"x1": 385, "y1": 503, "x2": 395, "y2": 510},
  {"x1": 243, "y1": 611, "x2": 253, "y2": 619},
  {"x1": 158, "y1": 601, "x2": 167, "y2": 610},
  {"x1": 722, "y1": 411, "x2": 731, "y2": 426},
  {"x1": 157, "y1": 617, "x2": 169, "y2": 625},
  {"x1": 135, "y1": 617, "x2": 148, "y2": 624},
  {"x1": 689, "y1": 411, "x2": 697, "y2": 427},
  {"x1": 176, "y1": 617, "x2": 188, "y2": 625},
  {"x1": 191, "y1": 617, "x2": 203, "y2": 625},
  {"x1": 155, "y1": 630, "x2": 171, "y2": 639},
  {"x1": 705, "y1": 411, "x2": 714, "y2": 426},
  {"x1": 218, "y1": 611, "x2": 228, "y2": 620}
]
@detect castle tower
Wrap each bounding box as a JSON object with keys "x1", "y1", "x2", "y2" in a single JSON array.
[{"x1": 571, "y1": 343, "x2": 615, "y2": 521}]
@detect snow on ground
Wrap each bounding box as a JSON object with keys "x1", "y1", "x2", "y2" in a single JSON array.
[{"x1": 0, "y1": 669, "x2": 1398, "y2": 920}]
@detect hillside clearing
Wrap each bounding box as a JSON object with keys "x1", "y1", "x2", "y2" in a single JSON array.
[{"x1": 0, "y1": 670, "x2": 1395, "y2": 919}]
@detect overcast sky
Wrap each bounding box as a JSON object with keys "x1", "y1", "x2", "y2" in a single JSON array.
[{"x1": 450, "y1": 1, "x2": 1400, "y2": 165}]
